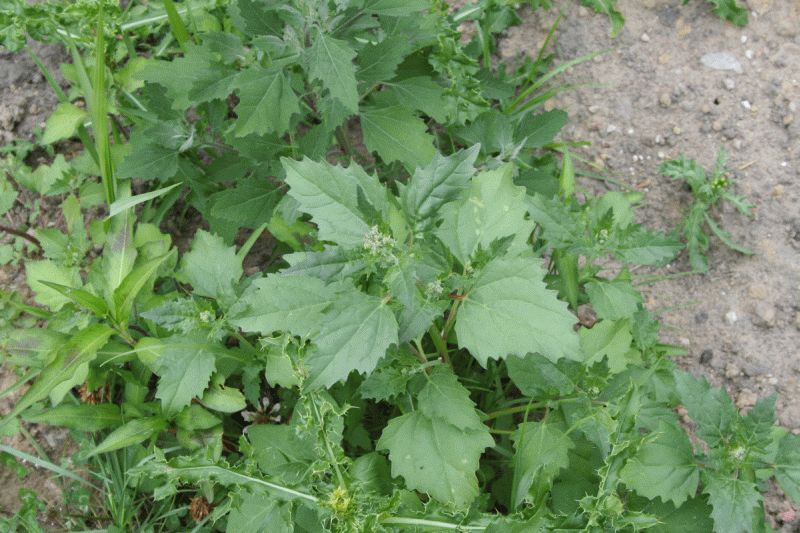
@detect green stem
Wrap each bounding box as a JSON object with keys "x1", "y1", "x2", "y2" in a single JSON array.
[
  {"x1": 482, "y1": 397, "x2": 591, "y2": 421},
  {"x1": 427, "y1": 325, "x2": 450, "y2": 365},
  {"x1": 381, "y1": 517, "x2": 485, "y2": 531}
]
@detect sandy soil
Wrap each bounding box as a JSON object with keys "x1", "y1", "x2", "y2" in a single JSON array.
[{"x1": 1, "y1": 0, "x2": 798, "y2": 527}]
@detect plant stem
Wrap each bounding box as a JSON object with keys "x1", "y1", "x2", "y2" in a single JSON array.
[
  {"x1": 0, "y1": 224, "x2": 41, "y2": 249},
  {"x1": 482, "y1": 397, "x2": 590, "y2": 421},
  {"x1": 427, "y1": 325, "x2": 450, "y2": 365},
  {"x1": 381, "y1": 517, "x2": 485, "y2": 531}
]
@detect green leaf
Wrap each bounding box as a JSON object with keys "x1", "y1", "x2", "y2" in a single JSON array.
[
  {"x1": 705, "y1": 214, "x2": 753, "y2": 255},
  {"x1": 230, "y1": 274, "x2": 336, "y2": 338},
  {"x1": 511, "y1": 422, "x2": 573, "y2": 508},
  {"x1": 579, "y1": 0, "x2": 625, "y2": 37},
  {"x1": 705, "y1": 0, "x2": 748, "y2": 26},
  {"x1": 456, "y1": 254, "x2": 579, "y2": 366},
  {"x1": 506, "y1": 354, "x2": 575, "y2": 397},
  {"x1": 306, "y1": 28, "x2": 358, "y2": 112},
  {"x1": 362, "y1": 0, "x2": 431, "y2": 15},
  {"x1": 283, "y1": 157, "x2": 387, "y2": 248},
  {"x1": 377, "y1": 410, "x2": 493, "y2": 506},
  {"x1": 620, "y1": 421, "x2": 700, "y2": 507},
  {"x1": 201, "y1": 385, "x2": 247, "y2": 413},
  {"x1": 400, "y1": 145, "x2": 479, "y2": 230},
  {"x1": 2, "y1": 325, "x2": 114, "y2": 422},
  {"x1": 516, "y1": 109, "x2": 568, "y2": 148},
  {"x1": 356, "y1": 35, "x2": 413, "y2": 87},
  {"x1": 103, "y1": 212, "x2": 137, "y2": 297},
  {"x1": 25, "y1": 260, "x2": 81, "y2": 310},
  {"x1": 775, "y1": 433, "x2": 800, "y2": 504},
  {"x1": 37, "y1": 281, "x2": 108, "y2": 317},
  {"x1": 703, "y1": 474, "x2": 761, "y2": 533},
  {"x1": 209, "y1": 177, "x2": 280, "y2": 228},
  {"x1": 383, "y1": 77, "x2": 448, "y2": 123},
  {"x1": 88, "y1": 417, "x2": 166, "y2": 457},
  {"x1": 115, "y1": 134, "x2": 178, "y2": 181},
  {"x1": 615, "y1": 228, "x2": 682, "y2": 265},
  {"x1": 112, "y1": 251, "x2": 174, "y2": 325},
  {"x1": 232, "y1": 66, "x2": 299, "y2": 137},
  {"x1": 585, "y1": 279, "x2": 642, "y2": 320},
  {"x1": 360, "y1": 105, "x2": 436, "y2": 169},
  {"x1": 107, "y1": 183, "x2": 182, "y2": 218},
  {"x1": 436, "y1": 164, "x2": 531, "y2": 264},
  {"x1": 580, "y1": 319, "x2": 634, "y2": 373},
  {"x1": 22, "y1": 404, "x2": 122, "y2": 432},
  {"x1": 180, "y1": 231, "x2": 242, "y2": 303},
  {"x1": 226, "y1": 491, "x2": 292, "y2": 533},
  {"x1": 229, "y1": 0, "x2": 283, "y2": 37},
  {"x1": 305, "y1": 285, "x2": 398, "y2": 389},
  {"x1": 42, "y1": 102, "x2": 87, "y2": 144},
  {"x1": 641, "y1": 496, "x2": 715, "y2": 533},
  {"x1": 154, "y1": 336, "x2": 218, "y2": 415},
  {"x1": 417, "y1": 367, "x2": 484, "y2": 430},
  {"x1": 674, "y1": 371, "x2": 737, "y2": 448}
]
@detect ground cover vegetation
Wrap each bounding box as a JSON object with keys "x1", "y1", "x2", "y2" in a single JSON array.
[{"x1": 0, "y1": 0, "x2": 791, "y2": 532}]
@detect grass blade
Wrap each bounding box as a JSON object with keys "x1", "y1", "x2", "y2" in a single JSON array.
[
  {"x1": 93, "y1": 5, "x2": 116, "y2": 205},
  {"x1": 0, "y1": 444, "x2": 100, "y2": 490},
  {"x1": 162, "y1": 0, "x2": 191, "y2": 50},
  {"x1": 107, "y1": 182, "x2": 182, "y2": 218}
]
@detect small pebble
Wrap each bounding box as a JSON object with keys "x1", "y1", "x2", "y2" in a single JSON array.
[
  {"x1": 588, "y1": 105, "x2": 600, "y2": 114},
  {"x1": 725, "y1": 363, "x2": 741, "y2": 378},
  {"x1": 672, "y1": 126, "x2": 682, "y2": 135},
  {"x1": 659, "y1": 93, "x2": 672, "y2": 107},
  {"x1": 745, "y1": 49, "x2": 754, "y2": 59},
  {"x1": 784, "y1": 114, "x2": 795, "y2": 126},
  {"x1": 772, "y1": 184, "x2": 784, "y2": 198},
  {"x1": 712, "y1": 120, "x2": 724, "y2": 132},
  {"x1": 725, "y1": 310, "x2": 739, "y2": 324},
  {"x1": 700, "y1": 349, "x2": 714, "y2": 365},
  {"x1": 640, "y1": 33, "x2": 651, "y2": 42},
  {"x1": 701, "y1": 51, "x2": 743, "y2": 73},
  {"x1": 606, "y1": 124, "x2": 617, "y2": 134},
  {"x1": 741, "y1": 35, "x2": 748, "y2": 43},
  {"x1": 741, "y1": 100, "x2": 752, "y2": 110},
  {"x1": 723, "y1": 78, "x2": 736, "y2": 90}
]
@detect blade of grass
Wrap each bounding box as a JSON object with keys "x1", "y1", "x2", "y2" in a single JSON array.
[
  {"x1": 93, "y1": 5, "x2": 116, "y2": 205},
  {"x1": 162, "y1": 0, "x2": 191, "y2": 50},
  {"x1": 0, "y1": 444, "x2": 100, "y2": 490},
  {"x1": 107, "y1": 182, "x2": 182, "y2": 219}
]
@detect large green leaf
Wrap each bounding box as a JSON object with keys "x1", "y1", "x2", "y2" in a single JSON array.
[
  {"x1": 674, "y1": 371, "x2": 737, "y2": 448},
  {"x1": 306, "y1": 28, "x2": 358, "y2": 112},
  {"x1": 579, "y1": 319, "x2": 634, "y2": 373},
  {"x1": 154, "y1": 336, "x2": 218, "y2": 415},
  {"x1": 232, "y1": 66, "x2": 299, "y2": 136},
  {"x1": 88, "y1": 417, "x2": 166, "y2": 457},
  {"x1": 456, "y1": 254, "x2": 579, "y2": 366},
  {"x1": 620, "y1": 421, "x2": 700, "y2": 507},
  {"x1": 25, "y1": 260, "x2": 81, "y2": 311},
  {"x1": 283, "y1": 157, "x2": 387, "y2": 248},
  {"x1": 180, "y1": 231, "x2": 242, "y2": 304},
  {"x1": 230, "y1": 274, "x2": 337, "y2": 338},
  {"x1": 585, "y1": 279, "x2": 642, "y2": 320},
  {"x1": 23, "y1": 404, "x2": 122, "y2": 432},
  {"x1": 1, "y1": 325, "x2": 114, "y2": 422},
  {"x1": 304, "y1": 285, "x2": 398, "y2": 389},
  {"x1": 436, "y1": 164, "x2": 531, "y2": 264},
  {"x1": 511, "y1": 422, "x2": 573, "y2": 508},
  {"x1": 377, "y1": 411, "x2": 493, "y2": 506},
  {"x1": 400, "y1": 145, "x2": 479, "y2": 230},
  {"x1": 360, "y1": 105, "x2": 436, "y2": 170},
  {"x1": 226, "y1": 491, "x2": 292, "y2": 533},
  {"x1": 775, "y1": 433, "x2": 800, "y2": 504},
  {"x1": 42, "y1": 102, "x2": 88, "y2": 144},
  {"x1": 703, "y1": 474, "x2": 761, "y2": 533},
  {"x1": 417, "y1": 367, "x2": 484, "y2": 431}
]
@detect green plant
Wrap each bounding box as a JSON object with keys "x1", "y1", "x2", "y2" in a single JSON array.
[
  {"x1": 2, "y1": 147, "x2": 796, "y2": 531},
  {"x1": 0, "y1": 0, "x2": 787, "y2": 531},
  {"x1": 660, "y1": 149, "x2": 753, "y2": 273}
]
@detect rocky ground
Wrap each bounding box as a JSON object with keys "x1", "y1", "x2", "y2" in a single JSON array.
[{"x1": 1, "y1": 0, "x2": 799, "y2": 527}]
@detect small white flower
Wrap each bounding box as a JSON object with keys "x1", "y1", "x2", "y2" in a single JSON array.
[
  {"x1": 426, "y1": 279, "x2": 444, "y2": 298},
  {"x1": 199, "y1": 310, "x2": 213, "y2": 323}
]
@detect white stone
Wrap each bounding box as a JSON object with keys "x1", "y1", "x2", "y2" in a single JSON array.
[{"x1": 701, "y1": 52, "x2": 743, "y2": 73}]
